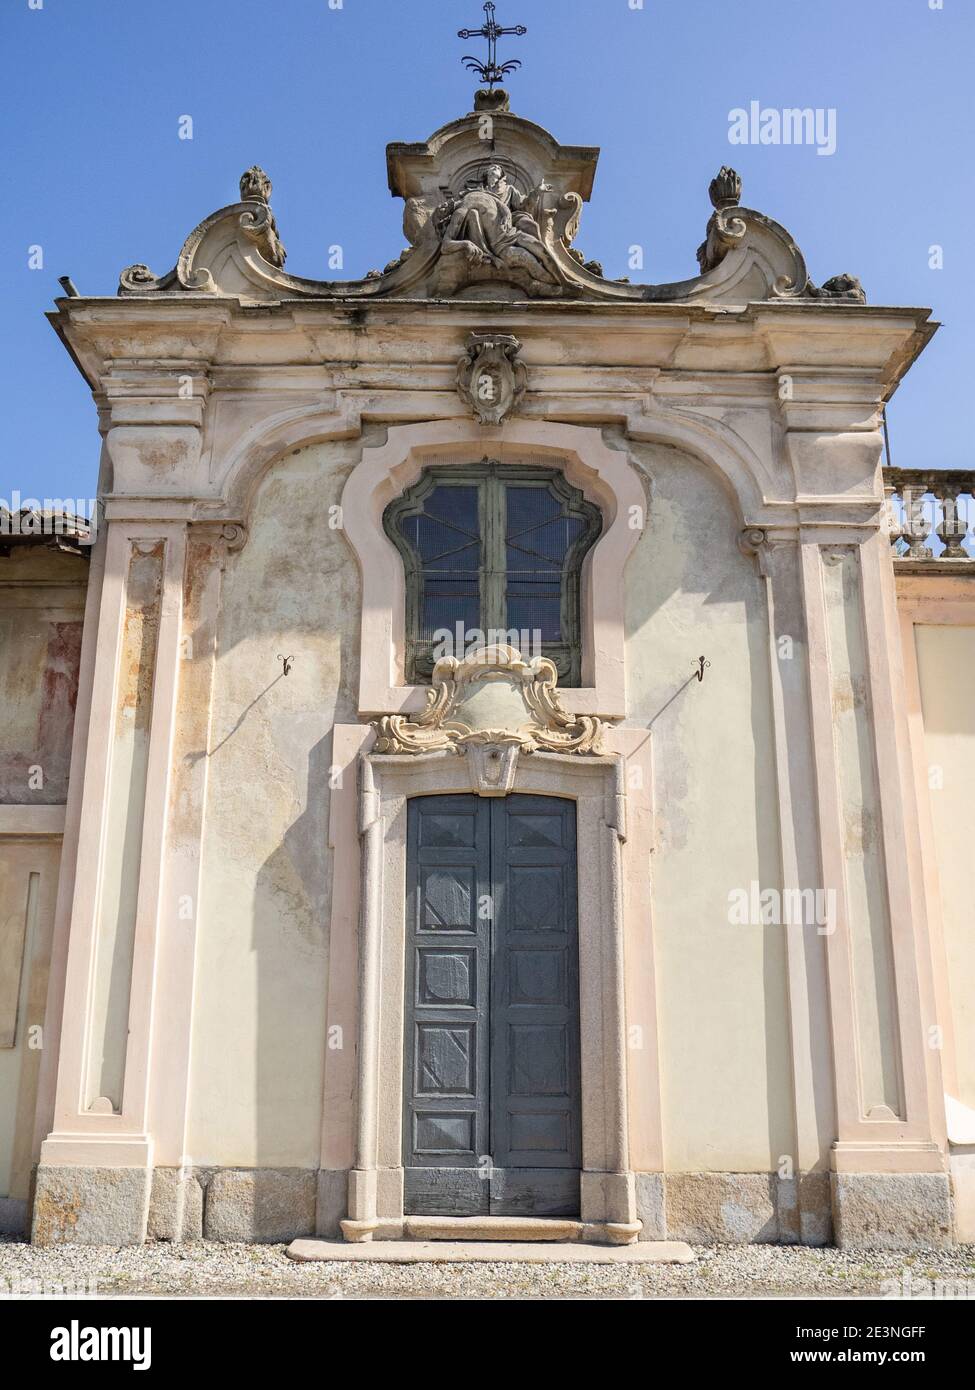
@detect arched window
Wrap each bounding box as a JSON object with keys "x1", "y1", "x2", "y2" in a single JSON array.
[{"x1": 383, "y1": 461, "x2": 601, "y2": 685}]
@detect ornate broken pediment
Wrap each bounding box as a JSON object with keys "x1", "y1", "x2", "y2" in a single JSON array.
[
  {"x1": 695, "y1": 165, "x2": 865, "y2": 304},
  {"x1": 456, "y1": 332, "x2": 526, "y2": 423},
  {"x1": 372, "y1": 644, "x2": 607, "y2": 756},
  {"x1": 119, "y1": 165, "x2": 287, "y2": 296},
  {"x1": 117, "y1": 98, "x2": 864, "y2": 306}
]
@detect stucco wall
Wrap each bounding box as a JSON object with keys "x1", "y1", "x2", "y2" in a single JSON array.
[
  {"x1": 914, "y1": 623, "x2": 975, "y2": 1111},
  {"x1": 187, "y1": 438, "x2": 793, "y2": 1174},
  {"x1": 188, "y1": 441, "x2": 362, "y2": 1166},
  {"x1": 623, "y1": 442, "x2": 793, "y2": 1172}
]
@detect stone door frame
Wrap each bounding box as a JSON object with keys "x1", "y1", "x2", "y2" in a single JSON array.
[{"x1": 343, "y1": 748, "x2": 637, "y2": 1241}]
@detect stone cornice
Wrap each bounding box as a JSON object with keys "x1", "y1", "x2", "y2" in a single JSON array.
[
  {"x1": 51, "y1": 295, "x2": 936, "y2": 323},
  {"x1": 49, "y1": 297, "x2": 936, "y2": 395},
  {"x1": 47, "y1": 292, "x2": 935, "y2": 535}
]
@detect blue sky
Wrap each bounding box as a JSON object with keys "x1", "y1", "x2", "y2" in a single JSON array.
[{"x1": 1, "y1": 0, "x2": 971, "y2": 506}]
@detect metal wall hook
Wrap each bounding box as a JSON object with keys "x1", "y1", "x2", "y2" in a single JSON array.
[
  {"x1": 694, "y1": 655, "x2": 710, "y2": 683},
  {"x1": 277, "y1": 654, "x2": 294, "y2": 676}
]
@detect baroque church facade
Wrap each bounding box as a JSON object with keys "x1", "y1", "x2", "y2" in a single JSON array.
[{"x1": 1, "y1": 84, "x2": 974, "y2": 1250}]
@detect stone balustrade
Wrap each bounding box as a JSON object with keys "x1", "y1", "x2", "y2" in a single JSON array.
[{"x1": 883, "y1": 467, "x2": 975, "y2": 563}]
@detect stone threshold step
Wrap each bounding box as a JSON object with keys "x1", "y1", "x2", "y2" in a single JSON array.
[
  {"x1": 340, "y1": 1215, "x2": 644, "y2": 1244},
  {"x1": 404, "y1": 1216, "x2": 635, "y2": 1243},
  {"x1": 287, "y1": 1238, "x2": 695, "y2": 1265}
]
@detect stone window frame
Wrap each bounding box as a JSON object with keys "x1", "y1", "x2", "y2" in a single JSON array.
[
  {"x1": 382, "y1": 460, "x2": 602, "y2": 687},
  {"x1": 339, "y1": 420, "x2": 647, "y2": 720}
]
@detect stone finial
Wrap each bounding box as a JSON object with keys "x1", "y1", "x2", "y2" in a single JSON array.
[
  {"x1": 697, "y1": 168, "x2": 746, "y2": 274},
  {"x1": 709, "y1": 166, "x2": 742, "y2": 210},
  {"x1": 474, "y1": 87, "x2": 511, "y2": 113},
  {"x1": 240, "y1": 166, "x2": 272, "y2": 204},
  {"x1": 236, "y1": 167, "x2": 287, "y2": 268}
]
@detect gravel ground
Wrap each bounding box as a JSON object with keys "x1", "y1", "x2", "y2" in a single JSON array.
[{"x1": 2, "y1": 1238, "x2": 975, "y2": 1300}]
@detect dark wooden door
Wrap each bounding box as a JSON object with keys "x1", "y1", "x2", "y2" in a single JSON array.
[
  {"x1": 404, "y1": 794, "x2": 581, "y2": 1217},
  {"x1": 403, "y1": 794, "x2": 491, "y2": 1216}
]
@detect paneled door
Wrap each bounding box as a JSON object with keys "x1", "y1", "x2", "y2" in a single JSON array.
[{"x1": 403, "y1": 793, "x2": 581, "y2": 1217}]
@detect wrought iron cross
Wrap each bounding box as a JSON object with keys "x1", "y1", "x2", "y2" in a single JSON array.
[{"x1": 458, "y1": 2, "x2": 527, "y2": 90}]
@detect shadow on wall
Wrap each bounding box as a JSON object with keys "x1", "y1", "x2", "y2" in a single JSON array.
[
  {"x1": 623, "y1": 439, "x2": 834, "y2": 1191},
  {"x1": 186, "y1": 443, "x2": 362, "y2": 1204}
]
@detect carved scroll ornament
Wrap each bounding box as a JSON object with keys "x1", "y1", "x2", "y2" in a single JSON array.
[
  {"x1": 372, "y1": 644, "x2": 606, "y2": 755},
  {"x1": 456, "y1": 332, "x2": 527, "y2": 424}
]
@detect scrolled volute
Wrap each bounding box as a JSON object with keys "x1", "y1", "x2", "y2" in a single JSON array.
[{"x1": 371, "y1": 644, "x2": 608, "y2": 756}]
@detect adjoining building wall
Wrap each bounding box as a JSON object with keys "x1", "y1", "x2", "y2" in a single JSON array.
[
  {"x1": 897, "y1": 570, "x2": 975, "y2": 1241},
  {"x1": 915, "y1": 623, "x2": 975, "y2": 1112},
  {"x1": 0, "y1": 543, "x2": 87, "y2": 1235},
  {"x1": 0, "y1": 840, "x2": 62, "y2": 1233},
  {"x1": 0, "y1": 547, "x2": 84, "y2": 805}
]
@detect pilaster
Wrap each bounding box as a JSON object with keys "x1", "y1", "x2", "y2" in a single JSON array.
[
  {"x1": 742, "y1": 528, "x2": 837, "y2": 1243},
  {"x1": 147, "y1": 524, "x2": 242, "y2": 1177},
  {"x1": 774, "y1": 380, "x2": 951, "y2": 1245},
  {"x1": 33, "y1": 516, "x2": 188, "y2": 1243}
]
